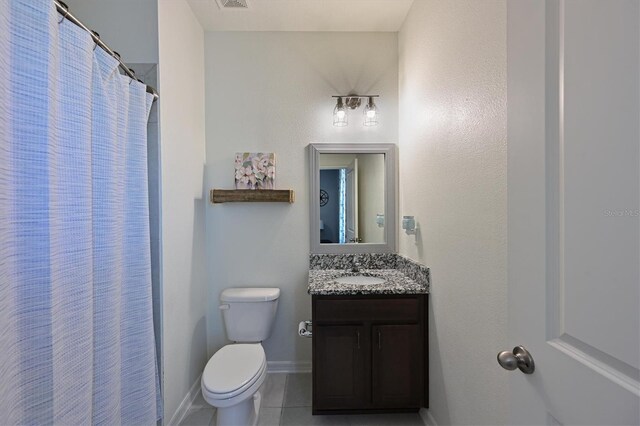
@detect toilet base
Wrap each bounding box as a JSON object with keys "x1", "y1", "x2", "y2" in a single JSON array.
[{"x1": 216, "y1": 391, "x2": 261, "y2": 426}]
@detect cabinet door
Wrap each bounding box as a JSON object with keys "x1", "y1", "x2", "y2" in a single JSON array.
[
  {"x1": 372, "y1": 324, "x2": 422, "y2": 408},
  {"x1": 313, "y1": 325, "x2": 367, "y2": 410}
]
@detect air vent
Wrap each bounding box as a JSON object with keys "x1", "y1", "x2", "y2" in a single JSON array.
[{"x1": 216, "y1": 0, "x2": 249, "y2": 9}]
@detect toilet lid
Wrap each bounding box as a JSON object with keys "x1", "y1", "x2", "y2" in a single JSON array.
[{"x1": 202, "y1": 344, "x2": 266, "y2": 397}]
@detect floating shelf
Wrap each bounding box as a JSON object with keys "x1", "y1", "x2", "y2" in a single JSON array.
[{"x1": 210, "y1": 189, "x2": 295, "y2": 204}]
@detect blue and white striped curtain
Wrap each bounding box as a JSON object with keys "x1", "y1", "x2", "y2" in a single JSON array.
[{"x1": 0, "y1": 1, "x2": 160, "y2": 424}]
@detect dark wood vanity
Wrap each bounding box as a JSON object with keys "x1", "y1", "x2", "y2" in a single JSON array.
[
  {"x1": 312, "y1": 293, "x2": 428, "y2": 414},
  {"x1": 308, "y1": 144, "x2": 430, "y2": 414}
]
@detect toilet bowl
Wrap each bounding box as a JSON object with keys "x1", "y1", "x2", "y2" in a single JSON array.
[
  {"x1": 201, "y1": 287, "x2": 280, "y2": 426},
  {"x1": 202, "y1": 344, "x2": 267, "y2": 425}
]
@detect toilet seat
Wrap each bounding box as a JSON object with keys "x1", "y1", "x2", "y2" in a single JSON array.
[{"x1": 202, "y1": 344, "x2": 266, "y2": 400}]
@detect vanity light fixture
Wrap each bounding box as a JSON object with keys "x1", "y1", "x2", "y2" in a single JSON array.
[{"x1": 332, "y1": 95, "x2": 379, "y2": 127}]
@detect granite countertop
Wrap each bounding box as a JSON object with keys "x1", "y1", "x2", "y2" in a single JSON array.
[{"x1": 308, "y1": 268, "x2": 429, "y2": 295}]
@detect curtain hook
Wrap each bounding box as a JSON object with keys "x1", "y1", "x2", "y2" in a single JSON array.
[
  {"x1": 91, "y1": 30, "x2": 100, "y2": 51},
  {"x1": 57, "y1": 1, "x2": 69, "y2": 24},
  {"x1": 128, "y1": 69, "x2": 136, "y2": 86}
]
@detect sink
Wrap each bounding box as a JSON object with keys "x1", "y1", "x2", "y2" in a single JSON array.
[{"x1": 335, "y1": 275, "x2": 385, "y2": 285}]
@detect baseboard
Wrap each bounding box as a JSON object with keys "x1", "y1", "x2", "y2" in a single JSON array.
[
  {"x1": 419, "y1": 408, "x2": 438, "y2": 426},
  {"x1": 267, "y1": 361, "x2": 312, "y2": 373},
  {"x1": 167, "y1": 374, "x2": 202, "y2": 426}
]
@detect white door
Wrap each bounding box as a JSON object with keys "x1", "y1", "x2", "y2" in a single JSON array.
[
  {"x1": 507, "y1": 1, "x2": 639, "y2": 425},
  {"x1": 346, "y1": 158, "x2": 359, "y2": 243}
]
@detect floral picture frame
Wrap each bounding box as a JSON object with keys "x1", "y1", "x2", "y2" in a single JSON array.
[{"x1": 234, "y1": 152, "x2": 276, "y2": 190}]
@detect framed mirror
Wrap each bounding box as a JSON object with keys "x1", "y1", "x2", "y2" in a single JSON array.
[{"x1": 309, "y1": 143, "x2": 396, "y2": 254}]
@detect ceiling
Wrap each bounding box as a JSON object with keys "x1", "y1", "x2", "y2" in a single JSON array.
[{"x1": 186, "y1": 0, "x2": 415, "y2": 32}]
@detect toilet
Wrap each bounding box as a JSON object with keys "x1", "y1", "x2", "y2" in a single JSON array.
[{"x1": 201, "y1": 287, "x2": 280, "y2": 426}]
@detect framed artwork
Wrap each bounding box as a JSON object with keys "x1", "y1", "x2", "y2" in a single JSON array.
[{"x1": 234, "y1": 152, "x2": 276, "y2": 189}]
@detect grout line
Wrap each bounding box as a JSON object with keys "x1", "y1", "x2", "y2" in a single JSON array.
[{"x1": 279, "y1": 373, "x2": 288, "y2": 425}]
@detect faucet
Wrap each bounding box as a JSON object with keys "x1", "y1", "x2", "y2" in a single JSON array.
[{"x1": 351, "y1": 254, "x2": 361, "y2": 273}]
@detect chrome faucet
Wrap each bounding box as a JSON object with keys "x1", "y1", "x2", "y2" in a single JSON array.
[{"x1": 351, "y1": 255, "x2": 361, "y2": 273}]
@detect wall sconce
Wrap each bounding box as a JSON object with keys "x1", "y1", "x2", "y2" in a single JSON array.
[
  {"x1": 332, "y1": 94, "x2": 379, "y2": 127},
  {"x1": 402, "y1": 215, "x2": 416, "y2": 235}
]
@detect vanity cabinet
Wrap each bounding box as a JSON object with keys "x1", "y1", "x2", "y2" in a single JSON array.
[{"x1": 312, "y1": 294, "x2": 428, "y2": 414}]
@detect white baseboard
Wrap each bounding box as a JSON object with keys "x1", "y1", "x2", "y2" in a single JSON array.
[
  {"x1": 267, "y1": 361, "x2": 312, "y2": 373},
  {"x1": 167, "y1": 374, "x2": 202, "y2": 426},
  {"x1": 419, "y1": 408, "x2": 438, "y2": 426}
]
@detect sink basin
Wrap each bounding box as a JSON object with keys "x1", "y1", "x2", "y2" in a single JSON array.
[{"x1": 335, "y1": 275, "x2": 385, "y2": 285}]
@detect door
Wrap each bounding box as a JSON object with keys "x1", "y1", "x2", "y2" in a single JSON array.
[
  {"x1": 372, "y1": 325, "x2": 422, "y2": 408},
  {"x1": 345, "y1": 158, "x2": 359, "y2": 243},
  {"x1": 313, "y1": 325, "x2": 367, "y2": 410},
  {"x1": 507, "y1": 1, "x2": 639, "y2": 425}
]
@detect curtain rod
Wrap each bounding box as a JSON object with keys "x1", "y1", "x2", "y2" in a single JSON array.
[{"x1": 54, "y1": 0, "x2": 159, "y2": 101}]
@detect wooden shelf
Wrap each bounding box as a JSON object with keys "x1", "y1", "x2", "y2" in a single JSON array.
[{"x1": 210, "y1": 189, "x2": 295, "y2": 204}]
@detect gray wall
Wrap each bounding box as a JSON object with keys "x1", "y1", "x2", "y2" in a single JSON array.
[
  {"x1": 204, "y1": 31, "x2": 399, "y2": 367},
  {"x1": 399, "y1": 1, "x2": 508, "y2": 425},
  {"x1": 63, "y1": 0, "x2": 158, "y2": 64}
]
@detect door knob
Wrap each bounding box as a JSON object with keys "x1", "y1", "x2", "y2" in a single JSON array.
[{"x1": 497, "y1": 345, "x2": 535, "y2": 374}]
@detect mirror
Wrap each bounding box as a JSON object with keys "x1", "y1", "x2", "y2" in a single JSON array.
[
  {"x1": 319, "y1": 154, "x2": 385, "y2": 244},
  {"x1": 309, "y1": 144, "x2": 396, "y2": 254}
]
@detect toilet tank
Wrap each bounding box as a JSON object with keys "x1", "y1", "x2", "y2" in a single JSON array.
[{"x1": 220, "y1": 288, "x2": 280, "y2": 342}]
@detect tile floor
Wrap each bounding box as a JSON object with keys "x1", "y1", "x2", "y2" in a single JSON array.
[{"x1": 179, "y1": 373, "x2": 425, "y2": 426}]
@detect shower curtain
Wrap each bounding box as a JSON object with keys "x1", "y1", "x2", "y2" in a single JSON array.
[{"x1": 0, "y1": 0, "x2": 160, "y2": 424}]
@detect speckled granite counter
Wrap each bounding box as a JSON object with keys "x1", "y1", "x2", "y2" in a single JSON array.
[{"x1": 308, "y1": 254, "x2": 430, "y2": 295}]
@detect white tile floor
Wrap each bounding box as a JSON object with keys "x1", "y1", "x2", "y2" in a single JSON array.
[{"x1": 179, "y1": 373, "x2": 424, "y2": 426}]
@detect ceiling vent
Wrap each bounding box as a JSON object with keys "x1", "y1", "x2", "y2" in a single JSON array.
[{"x1": 216, "y1": 0, "x2": 249, "y2": 9}]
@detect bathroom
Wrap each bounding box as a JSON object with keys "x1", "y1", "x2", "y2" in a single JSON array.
[{"x1": 0, "y1": 1, "x2": 638, "y2": 426}]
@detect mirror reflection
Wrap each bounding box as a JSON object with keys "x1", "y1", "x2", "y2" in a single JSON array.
[{"x1": 319, "y1": 153, "x2": 385, "y2": 244}]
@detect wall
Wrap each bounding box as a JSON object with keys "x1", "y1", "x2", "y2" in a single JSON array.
[
  {"x1": 157, "y1": 0, "x2": 207, "y2": 422},
  {"x1": 204, "y1": 32, "x2": 398, "y2": 366},
  {"x1": 63, "y1": 0, "x2": 158, "y2": 64},
  {"x1": 398, "y1": 1, "x2": 508, "y2": 425}
]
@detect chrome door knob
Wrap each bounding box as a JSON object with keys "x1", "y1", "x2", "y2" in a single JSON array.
[{"x1": 497, "y1": 345, "x2": 535, "y2": 374}]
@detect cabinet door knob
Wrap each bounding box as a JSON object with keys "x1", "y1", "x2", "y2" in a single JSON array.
[
  {"x1": 356, "y1": 330, "x2": 360, "y2": 349},
  {"x1": 377, "y1": 330, "x2": 382, "y2": 349}
]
